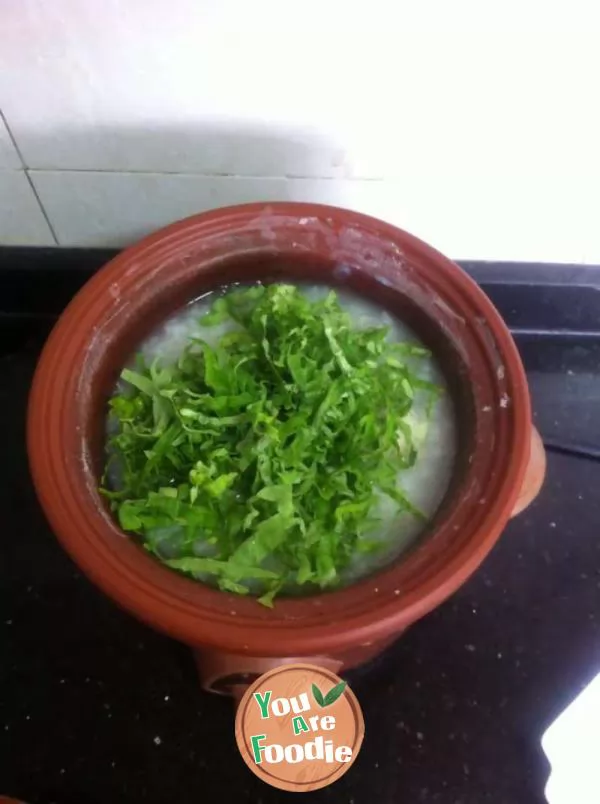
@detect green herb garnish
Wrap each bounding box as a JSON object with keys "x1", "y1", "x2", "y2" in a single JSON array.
[{"x1": 102, "y1": 284, "x2": 440, "y2": 605}]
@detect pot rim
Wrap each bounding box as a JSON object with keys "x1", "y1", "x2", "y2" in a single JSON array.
[{"x1": 27, "y1": 202, "x2": 531, "y2": 656}]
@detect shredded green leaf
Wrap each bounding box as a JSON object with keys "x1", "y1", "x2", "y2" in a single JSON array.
[{"x1": 101, "y1": 283, "x2": 441, "y2": 604}]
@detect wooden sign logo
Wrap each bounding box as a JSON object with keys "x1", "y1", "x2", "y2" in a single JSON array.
[{"x1": 235, "y1": 663, "x2": 364, "y2": 792}]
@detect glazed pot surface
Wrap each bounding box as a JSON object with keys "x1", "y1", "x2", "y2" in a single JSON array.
[{"x1": 27, "y1": 203, "x2": 532, "y2": 659}]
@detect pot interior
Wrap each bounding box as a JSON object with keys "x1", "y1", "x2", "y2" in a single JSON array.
[{"x1": 91, "y1": 249, "x2": 474, "y2": 586}]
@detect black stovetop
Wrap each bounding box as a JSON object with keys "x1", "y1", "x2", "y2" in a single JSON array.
[{"x1": 1, "y1": 250, "x2": 600, "y2": 804}]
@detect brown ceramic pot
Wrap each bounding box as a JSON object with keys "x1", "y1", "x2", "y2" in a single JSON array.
[{"x1": 27, "y1": 203, "x2": 545, "y2": 695}]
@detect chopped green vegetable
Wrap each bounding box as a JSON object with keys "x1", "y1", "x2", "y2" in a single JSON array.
[{"x1": 101, "y1": 283, "x2": 441, "y2": 604}]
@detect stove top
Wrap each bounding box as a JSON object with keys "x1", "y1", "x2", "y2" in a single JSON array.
[{"x1": 1, "y1": 250, "x2": 599, "y2": 804}]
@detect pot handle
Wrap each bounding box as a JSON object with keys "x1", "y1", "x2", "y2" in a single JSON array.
[
  {"x1": 511, "y1": 426, "x2": 546, "y2": 517},
  {"x1": 193, "y1": 648, "x2": 343, "y2": 705}
]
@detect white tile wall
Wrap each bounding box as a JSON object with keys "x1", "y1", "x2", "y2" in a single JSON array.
[
  {"x1": 1, "y1": 0, "x2": 367, "y2": 177},
  {"x1": 2, "y1": 2, "x2": 599, "y2": 180},
  {"x1": 0, "y1": 171, "x2": 56, "y2": 245},
  {"x1": 1, "y1": 0, "x2": 599, "y2": 256},
  {"x1": 30, "y1": 169, "x2": 599, "y2": 262},
  {"x1": 0, "y1": 116, "x2": 21, "y2": 170},
  {"x1": 30, "y1": 171, "x2": 385, "y2": 247}
]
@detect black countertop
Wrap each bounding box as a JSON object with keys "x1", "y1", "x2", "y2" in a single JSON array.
[{"x1": 1, "y1": 250, "x2": 600, "y2": 804}]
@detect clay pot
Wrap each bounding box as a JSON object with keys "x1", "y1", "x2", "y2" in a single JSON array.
[{"x1": 27, "y1": 203, "x2": 544, "y2": 695}]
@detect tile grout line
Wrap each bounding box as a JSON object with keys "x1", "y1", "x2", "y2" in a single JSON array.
[
  {"x1": 0, "y1": 110, "x2": 59, "y2": 245},
  {"x1": 25, "y1": 167, "x2": 385, "y2": 181}
]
